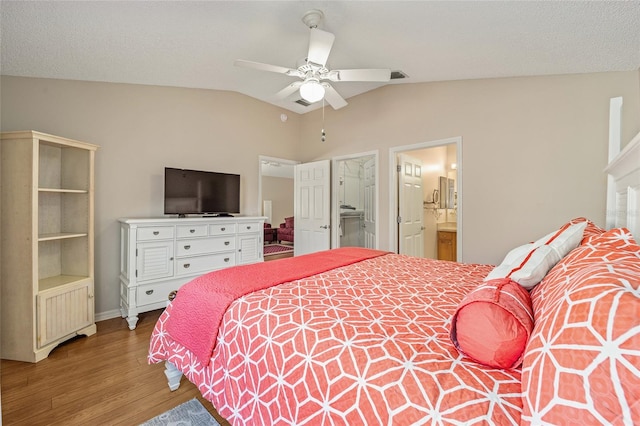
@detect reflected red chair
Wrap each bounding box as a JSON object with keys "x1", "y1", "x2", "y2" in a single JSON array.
[
  {"x1": 277, "y1": 217, "x2": 294, "y2": 243},
  {"x1": 263, "y1": 223, "x2": 277, "y2": 244}
]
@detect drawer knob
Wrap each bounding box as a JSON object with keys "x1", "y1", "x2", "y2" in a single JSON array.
[
  {"x1": 184, "y1": 245, "x2": 191, "y2": 250},
  {"x1": 190, "y1": 229, "x2": 195, "y2": 233},
  {"x1": 146, "y1": 289, "x2": 154, "y2": 295},
  {"x1": 153, "y1": 231, "x2": 159, "y2": 235},
  {"x1": 224, "y1": 257, "x2": 230, "y2": 262},
  {"x1": 183, "y1": 263, "x2": 190, "y2": 269},
  {"x1": 224, "y1": 241, "x2": 230, "y2": 246},
  {"x1": 246, "y1": 226, "x2": 251, "y2": 230},
  {"x1": 221, "y1": 227, "x2": 226, "y2": 231}
]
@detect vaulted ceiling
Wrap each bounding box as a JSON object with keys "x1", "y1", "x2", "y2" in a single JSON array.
[{"x1": 2, "y1": 1, "x2": 639, "y2": 114}]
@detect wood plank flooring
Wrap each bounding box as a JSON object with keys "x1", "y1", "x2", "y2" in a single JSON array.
[{"x1": 1, "y1": 309, "x2": 230, "y2": 425}]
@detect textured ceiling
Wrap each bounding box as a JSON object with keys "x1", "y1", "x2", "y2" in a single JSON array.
[{"x1": 2, "y1": 1, "x2": 639, "y2": 114}]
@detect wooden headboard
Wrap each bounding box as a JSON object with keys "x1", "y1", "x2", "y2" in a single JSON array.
[{"x1": 605, "y1": 98, "x2": 640, "y2": 240}]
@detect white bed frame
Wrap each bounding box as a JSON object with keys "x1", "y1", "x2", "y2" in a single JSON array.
[{"x1": 605, "y1": 97, "x2": 640, "y2": 241}]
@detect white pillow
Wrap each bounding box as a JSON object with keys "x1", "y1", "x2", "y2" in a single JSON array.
[
  {"x1": 485, "y1": 245, "x2": 560, "y2": 289},
  {"x1": 485, "y1": 221, "x2": 587, "y2": 290},
  {"x1": 533, "y1": 221, "x2": 587, "y2": 258}
]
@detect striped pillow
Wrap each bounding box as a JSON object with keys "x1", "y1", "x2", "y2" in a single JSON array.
[{"x1": 485, "y1": 221, "x2": 587, "y2": 289}]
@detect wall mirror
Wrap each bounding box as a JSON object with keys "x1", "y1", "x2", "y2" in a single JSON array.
[
  {"x1": 438, "y1": 176, "x2": 448, "y2": 208},
  {"x1": 438, "y1": 176, "x2": 455, "y2": 209},
  {"x1": 447, "y1": 177, "x2": 456, "y2": 209}
]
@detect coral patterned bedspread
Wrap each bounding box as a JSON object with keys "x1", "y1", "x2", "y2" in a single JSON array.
[{"x1": 149, "y1": 251, "x2": 523, "y2": 425}]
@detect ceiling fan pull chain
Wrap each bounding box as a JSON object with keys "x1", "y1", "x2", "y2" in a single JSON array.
[{"x1": 321, "y1": 99, "x2": 326, "y2": 142}]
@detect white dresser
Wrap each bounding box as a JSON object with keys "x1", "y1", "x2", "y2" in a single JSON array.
[{"x1": 119, "y1": 216, "x2": 265, "y2": 329}]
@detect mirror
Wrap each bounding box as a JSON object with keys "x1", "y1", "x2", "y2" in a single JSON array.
[
  {"x1": 438, "y1": 176, "x2": 448, "y2": 209},
  {"x1": 447, "y1": 177, "x2": 456, "y2": 209},
  {"x1": 438, "y1": 176, "x2": 455, "y2": 209}
]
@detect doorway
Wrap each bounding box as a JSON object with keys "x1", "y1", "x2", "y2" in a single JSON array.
[
  {"x1": 258, "y1": 155, "x2": 298, "y2": 245},
  {"x1": 332, "y1": 151, "x2": 378, "y2": 249},
  {"x1": 389, "y1": 137, "x2": 461, "y2": 260}
]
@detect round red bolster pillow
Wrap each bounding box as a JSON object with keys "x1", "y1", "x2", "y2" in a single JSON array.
[{"x1": 450, "y1": 278, "x2": 534, "y2": 369}]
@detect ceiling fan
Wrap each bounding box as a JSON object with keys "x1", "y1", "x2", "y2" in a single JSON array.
[{"x1": 235, "y1": 9, "x2": 391, "y2": 110}]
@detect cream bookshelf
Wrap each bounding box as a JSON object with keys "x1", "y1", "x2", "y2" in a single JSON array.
[{"x1": 1, "y1": 131, "x2": 98, "y2": 362}]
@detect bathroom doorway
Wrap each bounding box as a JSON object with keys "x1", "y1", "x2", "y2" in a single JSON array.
[
  {"x1": 332, "y1": 151, "x2": 378, "y2": 249},
  {"x1": 389, "y1": 137, "x2": 461, "y2": 261}
]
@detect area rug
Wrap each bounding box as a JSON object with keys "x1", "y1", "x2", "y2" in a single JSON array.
[
  {"x1": 264, "y1": 243, "x2": 294, "y2": 256},
  {"x1": 140, "y1": 398, "x2": 220, "y2": 426}
]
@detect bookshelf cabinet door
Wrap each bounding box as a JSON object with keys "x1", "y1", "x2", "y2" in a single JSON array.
[{"x1": 37, "y1": 279, "x2": 93, "y2": 347}]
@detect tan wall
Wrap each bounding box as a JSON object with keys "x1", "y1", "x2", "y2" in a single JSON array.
[
  {"x1": 298, "y1": 71, "x2": 640, "y2": 264},
  {"x1": 0, "y1": 76, "x2": 301, "y2": 316},
  {"x1": 1, "y1": 71, "x2": 639, "y2": 318},
  {"x1": 262, "y1": 176, "x2": 294, "y2": 227}
]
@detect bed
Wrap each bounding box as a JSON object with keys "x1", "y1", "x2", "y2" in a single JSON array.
[{"x1": 149, "y1": 108, "x2": 640, "y2": 424}]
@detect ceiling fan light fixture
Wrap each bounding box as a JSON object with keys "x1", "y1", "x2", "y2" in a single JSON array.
[{"x1": 299, "y1": 79, "x2": 325, "y2": 103}]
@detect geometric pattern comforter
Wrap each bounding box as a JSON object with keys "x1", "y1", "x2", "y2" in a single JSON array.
[{"x1": 149, "y1": 254, "x2": 523, "y2": 425}]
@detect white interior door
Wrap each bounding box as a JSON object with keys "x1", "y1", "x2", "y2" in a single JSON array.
[
  {"x1": 363, "y1": 157, "x2": 376, "y2": 248},
  {"x1": 398, "y1": 154, "x2": 424, "y2": 257},
  {"x1": 294, "y1": 160, "x2": 330, "y2": 256}
]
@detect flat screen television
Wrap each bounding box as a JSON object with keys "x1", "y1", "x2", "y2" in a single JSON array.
[{"x1": 164, "y1": 167, "x2": 240, "y2": 216}]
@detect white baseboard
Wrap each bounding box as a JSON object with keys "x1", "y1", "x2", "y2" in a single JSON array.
[{"x1": 95, "y1": 309, "x2": 122, "y2": 322}]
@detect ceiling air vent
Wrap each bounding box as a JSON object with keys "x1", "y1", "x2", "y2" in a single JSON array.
[
  {"x1": 390, "y1": 70, "x2": 408, "y2": 80},
  {"x1": 295, "y1": 99, "x2": 312, "y2": 107}
]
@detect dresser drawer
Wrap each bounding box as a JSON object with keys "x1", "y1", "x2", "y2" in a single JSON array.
[
  {"x1": 237, "y1": 221, "x2": 261, "y2": 234},
  {"x1": 176, "y1": 236, "x2": 235, "y2": 257},
  {"x1": 176, "y1": 224, "x2": 208, "y2": 238},
  {"x1": 175, "y1": 252, "x2": 235, "y2": 276},
  {"x1": 209, "y1": 223, "x2": 237, "y2": 236},
  {"x1": 137, "y1": 281, "x2": 176, "y2": 306},
  {"x1": 138, "y1": 226, "x2": 175, "y2": 241}
]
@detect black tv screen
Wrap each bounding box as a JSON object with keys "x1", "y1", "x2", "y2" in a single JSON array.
[{"x1": 164, "y1": 167, "x2": 240, "y2": 216}]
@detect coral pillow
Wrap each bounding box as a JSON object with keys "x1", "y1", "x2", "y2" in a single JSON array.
[
  {"x1": 568, "y1": 216, "x2": 606, "y2": 244},
  {"x1": 451, "y1": 278, "x2": 534, "y2": 369},
  {"x1": 522, "y1": 231, "x2": 640, "y2": 425},
  {"x1": 580, "y1": 226, "x2": 639, "y2": 252}
]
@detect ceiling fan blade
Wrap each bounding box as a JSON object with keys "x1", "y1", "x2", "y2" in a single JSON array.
[
  {"x1": 329, "y1": 68, "x2": 391, "y2": 82},
  {"x1": 275, "y1": 81, "x2": 303, "y2": 100},
  {"x1": 322, "y1": 84, "x2": 348, "y2": 110},
  {"x1": 234, "y1": 59, "x2": 296, "y2": 75},
  {"x1": 307, "y1": 28, "x2": 335, "y2": 67}
]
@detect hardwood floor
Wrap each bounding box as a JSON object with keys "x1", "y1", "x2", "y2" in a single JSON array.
[
  {"x1": 1, "y1": 310, "x2": 230, "y2": 425},
  {"x1": 264, "y1": 251, "x2": 294, "y2": 261}
]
